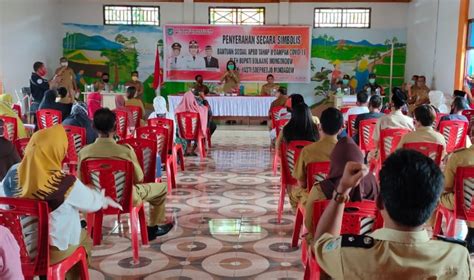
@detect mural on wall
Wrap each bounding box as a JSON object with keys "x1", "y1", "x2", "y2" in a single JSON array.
[
  {"x1": 289, "y1": 28, "x2": 407, "y2": 109},
  {"x1": 62, "y1": 23, "x2": 164, "y2": 104}
]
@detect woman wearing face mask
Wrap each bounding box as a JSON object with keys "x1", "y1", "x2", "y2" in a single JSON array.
[
  {"x1": 54, "y1": 57, "x2": 78, "y2": 99},
  {"x1": 125, "y1": 71, "x2": 144, "y2": 99},
  {"x1": 341, "y1": 74, "x2": 354, "y2": 95},
  {"x1": 364, "y1": 73, "x2": 384, "y2": 96},
  {"x1": 220, "y1": 60, "x2": 240, "y2": 93}
]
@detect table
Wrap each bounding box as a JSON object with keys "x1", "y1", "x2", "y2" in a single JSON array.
[
  {"x1": 82, "y1": 91, "x2": 126, "y2": 110},
  {"x1": 168, "y1": 95, "x2": 275, "y2": 117}
]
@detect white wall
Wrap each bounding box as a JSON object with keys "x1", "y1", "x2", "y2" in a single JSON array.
[
  {"x1": 406, "y1": 0, "x2": 461, "y2": 94},
  {"x1": 469, "y1": 0, "x2": 474, "y2": 19},
  {"x1": 0, "y1": 0, "x2": 62, "y2": 95}
]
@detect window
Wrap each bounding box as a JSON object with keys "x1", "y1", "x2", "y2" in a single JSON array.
[
  {"x1": 314, "y1": 8, "x2": 371, "y2": 28},
  {"x1": 209, "y1": 7, "x2": 265, "y2": 25},
  {"x1": 104, "y1": 5, "x2": 160, "y2": 26}
]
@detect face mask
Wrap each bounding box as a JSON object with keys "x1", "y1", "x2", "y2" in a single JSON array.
[
  {"x1": 103, "y1": 78, "x2": 109, "y2": 83},
  {"x1": 38, "y1": 68, "x2": 47, "y2": 77},
  {"x1": 61, "y1": 62, "x2": 68, "y2": 67},
  {"x1": 342, "y1": 79, "x2": 349, "y2": 85},
  {"x1": 228, "y1": 65, "x2": 235, "y2": 70},
  {"x1": 132, "y1": 76, "x2": 138, "y2": 81},
  {"x1": 369, "y1": 78, "x2": 376, "y2": 84}
]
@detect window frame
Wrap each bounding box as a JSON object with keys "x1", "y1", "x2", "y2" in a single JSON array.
[
  {"x1": 103, "y1": 4, "x2": 160, "y2": 26},
  {"x1": 208, "y1": 6, "x2": 266, "y2": 26},
  {"x1": 313, "y1": 7, "x2": 372, "y2": 29},
  {"x1": 467, "y1": 19, "x2": 474, "y2": 50}
]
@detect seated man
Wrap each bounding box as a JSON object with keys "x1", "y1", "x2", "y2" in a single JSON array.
[
  {"x1": 408, "y1": 75, "x2": 430, "y2": 115},
  {"x1": 314, "y1": 150, "x2": 471, "y2": 279},
  {"x1": 194, "y1": 74, "x2": 210, "y2": 95},
  {"x1": 439, "y1": 96, "x2": 469, "y2": 123},
  {"x1": 78, "y1": 108, "x2": 173, "y2": 240},
  {"x1": 344, "y1": 91, "x2": 369, "y2": 123},
  {"x1": 440, "y1": 140, "x2": 474, "y2": 252},
  {"x1": 261, "y1": 74, "x2": 279, "y2": 96},
  {"x1": 290, "y1": 108, "x2": 343, "y2": 209},
  {"x1": 353, "y1": 95, "x2": 384, "y2": 144},
  {"x1": 397, "y1": 104, "x2": 446, "y2": 157}
]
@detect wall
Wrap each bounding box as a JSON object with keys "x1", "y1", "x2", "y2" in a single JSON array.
[
  {"x1": 406, "y1": 0, "x2": 461, "y2": 94},
  {"x1": 0, "y1": 0, "x2": 62, "y2": 95}
]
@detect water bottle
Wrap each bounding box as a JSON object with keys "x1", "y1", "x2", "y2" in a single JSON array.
[
  {"x1": 376, "y1": 88, "x2": 381, "y2": 96},
  {"x1": 155, "y1": 154, "x2": 162, "y2": 179},
  {"x1": 455, "y1": 219, "x2": 468, "y2": 240},
  {"x1": 239, "y1": 85, "x2": 245, "y2": 96}
]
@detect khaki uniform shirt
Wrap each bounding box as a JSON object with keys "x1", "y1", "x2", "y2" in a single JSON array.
[
  {"x1": 444, "y1": 145, "x2": 474, "y2": 192},
  {"x1": 373, "y1": 110, "x2": 414, "y2": 141},
  {"x1": 292, "y1": 136, "x2": 337, "y2": 182},
  {"x1": 260, "y1": 83, "x2": 279, "y2": 96},
  {"x1": 397, "y1": 126, "x2": 447, "y2": 157},
  {"x1": 411, "y1": 85, "x2": 431, "y2": 106},
  {"x1": 55, "y1": 67, "x2": 76, "y2": 94},
  {"x1": 222, "y1": 71, "x2": 240, "y2": 93},
  {"x1": 78, "y1": 138, "x2": 143, "y2": 183},
  {"x1": 315, "y1": 228, "x2": 472, "y2": 279},
  {"x1": 125, "y1": 80, "x2": 144, "y2": 98}
]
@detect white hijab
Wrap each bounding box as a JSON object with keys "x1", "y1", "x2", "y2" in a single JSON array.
[{"x1": 149, "y1": 96, "x2": 171, "y2": 119}]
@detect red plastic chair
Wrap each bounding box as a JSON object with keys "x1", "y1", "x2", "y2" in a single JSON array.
[
  {"x1": 0, "y1": 115, "x2": 18, "y2": 141},
  {"x1": 0, "y1": 197, "x2": 90, "y2": 280},
  {"x1": 278, "y1": 140, "x2": 313, "y2": 223},
  {"x1": 358, "y1": 119, "x2": 378, "y2": 154},
  {"x1": 62, "y1": 131, "x2": 80, "y2": 176},
  {"x1": 462, "y1": 109, "x2": 474, "y2": 136},
  {"x1": 36, "y1": 109, "x2": 62, "y2": 130},
  {"x1": 148, "y1": 117, "x2": 185, "y2": 173},
  {"x1": 126, "y1": 105, "x2": 142, "y2": 128},
  {"x1": 291, "y1": 162, "x2": 330, "y2": 248},
  {"x1": 379, "y1": 128, "x2": 411, "y2": 164},
  {"x1": 433, "y1": 113, "x2": 448, "y2": 129},
  {"x1": 81, "y1": 159, "x2": 148, "y2": 264},
  {"x1": 14, "y1": 138, "x2": 30, "y2": 158},
  {"x1": 272, "y1": 118, "x2": 290, "y2": 175},
  {"x1": 438, "y1": 120, "x2": 468, "y2": 153},
  {"x1": 340, "y1": 106, "x2": 353, "y2": 114},
  {"x1": 63, "y1": 125, "x2": 86, "y2": 155},
  {"x1": 114, "y1": 109, "x2": 129, "y2": 140},
  {"x1": 118, "y1": 138, "x2": 157, "y2": 184},
  {"x1": 12, "y1": 104, "x2": 22, "y2": 119},
  {"x1": 347, "y1": 114, "x2": 358, "y2": 138},
  {"x1": 270, "y1": 105, "x2": 288, "y2": 129},
  {"x1": 434, "y1": 166, "x2": 474, "y2": 238},
  {"x1": 176, "y1": 112, "x2": 207, "y2": 159},
  {"x1": 136, "y1": 126, "x2": 176, "y2": 192},
  {"x1": 303, "y1": 200, "x2": 382, "y2": 280},
  {"x1": 403, "y1": 142, "x2": 444, "y2": 166}
]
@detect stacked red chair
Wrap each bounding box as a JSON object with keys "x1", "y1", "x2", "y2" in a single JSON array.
[
  {"x1": 291, "y1": 162, "x2": 330, "y2": 248},
  {"x1": 113, "y1": 109, "x2": 129, "y2": 140},
  {"x1": 136, "y1": 126, "x2": 176, "y2": 191},
  {"x1": 438, "y1": 120, "x2": 468, "y2": 153},
  {"x1": 126, "y1": 105, "x2": 142, "y2": 128},
  {"x1": 0, "y1": 115, "x2": 18, "y2": 141},
  {"x1": 118, "y1": 138, "x2": 157, "y2": 184},
  {"x1": 176, "y1": 112, "x2": 207, "y2": 159},
  {"x1": 346, "y1": 114, "x2": 358, "y2": 138},
  {"x1": 36, "y1": 109, "x2": 62, "y2": 130},
  {"x1": 358, "y1": 119, "x2": 378, "y2": 154},
  {"x1": 278, "y1": 140, "x2": 313, "y2": 223},
  {"x1": 82, "y1": 159, "x2": 148, "y2": 264},
  {"x1": 0, "y1": 197, "x2": 90, "y2": 279}
]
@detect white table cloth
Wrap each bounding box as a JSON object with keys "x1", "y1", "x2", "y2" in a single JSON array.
[{"x1": 168, "y1": 95, "x2": 275, "y2": 117}]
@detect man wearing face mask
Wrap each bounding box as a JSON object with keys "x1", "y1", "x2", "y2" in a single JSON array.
[
  {"x1": 30, "y1": 61, "x2": 51, "y2": 116},
  {"x1": 364, "y1": 73, "x2": 384, "y2": 96},
  {"x1": 94, "y1": 73, "x2": 113, "y2": 92},
  {"x1": 54, "y1": 57, "x2": 77, "y2": 99},
  {"x1": 125, "y1": 71, "x2": 144, "y2": 99}
]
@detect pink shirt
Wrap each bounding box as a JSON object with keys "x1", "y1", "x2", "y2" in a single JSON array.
[{"x1": 0, "y1": 225, "x2": 24, "y2": 280}]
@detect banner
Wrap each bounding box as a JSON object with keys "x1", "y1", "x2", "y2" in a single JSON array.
[{"x1": 164, "y1": 24, "x2": 311, "y2": 83}]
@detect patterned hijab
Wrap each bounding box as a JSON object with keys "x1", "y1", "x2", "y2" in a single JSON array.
[
  {"x1": 9, "y1": 125, "x2": 75, "y2": 210},
  {"x1": 320, "y1": 137, "x2": 379, "y2": 201}
]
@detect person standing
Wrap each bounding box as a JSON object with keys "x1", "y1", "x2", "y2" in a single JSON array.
[
  {"x1": 54, "y1": 57, "x2": 77, "y2": 99},
  {"x1": 184, "y1": 40, "x2": 206, "y2": 70},
  {"x1": 125, "y1": 71, "x2": 144, "y2": 99},
  {"x1": 220, "y1": 60, "x2": 240, "y2": 93},
  {"x1": 169, "y1": 42, "x2": 185, "y2": 70},
  {"x1": 29, "y1": 61, "x2": 50, "y2": 116},
  {"x1": 204, "y1": 45, "x2": 219, "y2": 69},
  {"x1": 260, "y1": 74, "x2": 279, "y2": 96}
]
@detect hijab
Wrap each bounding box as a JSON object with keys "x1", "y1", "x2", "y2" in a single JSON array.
[
  {"x1": 87, "y1": 92, "x2": 102, "y2": 119},
  {"x1": 149, "y1": 96, "x2": 171, "y2": 119},
  {"x1": 175, "y1": 91, "x2": 208, "y2": 135},
  {"x1": 0, "y1": 95, "x2": 27, "y2": 139},
  {"x1": 0, "y1": 119, "x2": 21, "y2": 181},
  {"x1": 62, "y1": 102, "x2": 98, "y2": 145},
  {"x1": 3, "y1": 125, "x2": 76, "y2": 210},
  {"x1": 115, "y1": 95, "x2": 126, "y2": 108},
  {"x1": 39, "y1": 90, "x2": 72, "y2": 120},
  {"x1": 0, "y1": 94, "x2": 13, "y2": 106},
  {"x1": 320, "y1": 137, "x2": 379, "y2": 201}
]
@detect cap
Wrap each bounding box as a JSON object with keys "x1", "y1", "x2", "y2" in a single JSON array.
[
  {"x1": 205, "y1": 45, "x2": 212, "y2": 50},
  {"x1": 189, "y1": 40, "x2": 199, "y2": 48},
  {"x1": 171, "y1": 42, "x2": 182, "y2": 49}
]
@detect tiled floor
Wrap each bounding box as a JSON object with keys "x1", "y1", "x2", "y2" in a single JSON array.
[{"x1": 89, "y1": 126, "x2": 303, "y2": 279}]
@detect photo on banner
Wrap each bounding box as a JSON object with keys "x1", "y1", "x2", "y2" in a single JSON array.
[{"x1": 163, "y1": 24, "x2": 311, "y2": 83}]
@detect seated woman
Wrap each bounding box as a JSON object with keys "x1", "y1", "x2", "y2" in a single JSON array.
[
  {"x1": 62, "y1": 102, "x2": 98, "y2": 144},
  {"x1": 39, "y1": 89, "x2": 72, "y2": 120},
  {"x1": 0, "y1": 94, "x2": 27, "y2": 138},
  {"x1": 275, "y1": 94, "x2": 319, "y2": 157},
  {"x1": 86, "y1": 92, "x2": 102, "y2": 119},
  {"x1": 303, "y1": 137, "x2": 379, "y2": 246},
  {"x1": 125, "y1": 86, "x2": 146, "y2": 120},
  {"x1": 175, "y1": 91, "x2": 208, "y2": 156},
  {"x1": 1, "y1": 125, "x2": 121, "y2": 278},
  {"x1": 149, "y1": 95, "x2": 177, "y2": 145}
]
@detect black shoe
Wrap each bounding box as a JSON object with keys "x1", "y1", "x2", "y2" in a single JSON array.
[
  {"x1": 465, "y1": 228, "x2": 474, "y2": 253},
  {"x1": 147, "y1": 223, "x2": 174, "y2": 241},
  {"x1": 80, "y1": 220, "x2": 87, "y2": 229}
]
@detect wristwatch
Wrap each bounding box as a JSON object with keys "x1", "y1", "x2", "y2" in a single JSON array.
[{"x1": 333, "y1": 191, "x2": 350, "y2": 204}]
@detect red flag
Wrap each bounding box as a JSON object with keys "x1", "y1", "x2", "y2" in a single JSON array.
[{"x1": 152, "y1": 45, "x2": 162, "y2": 89}]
